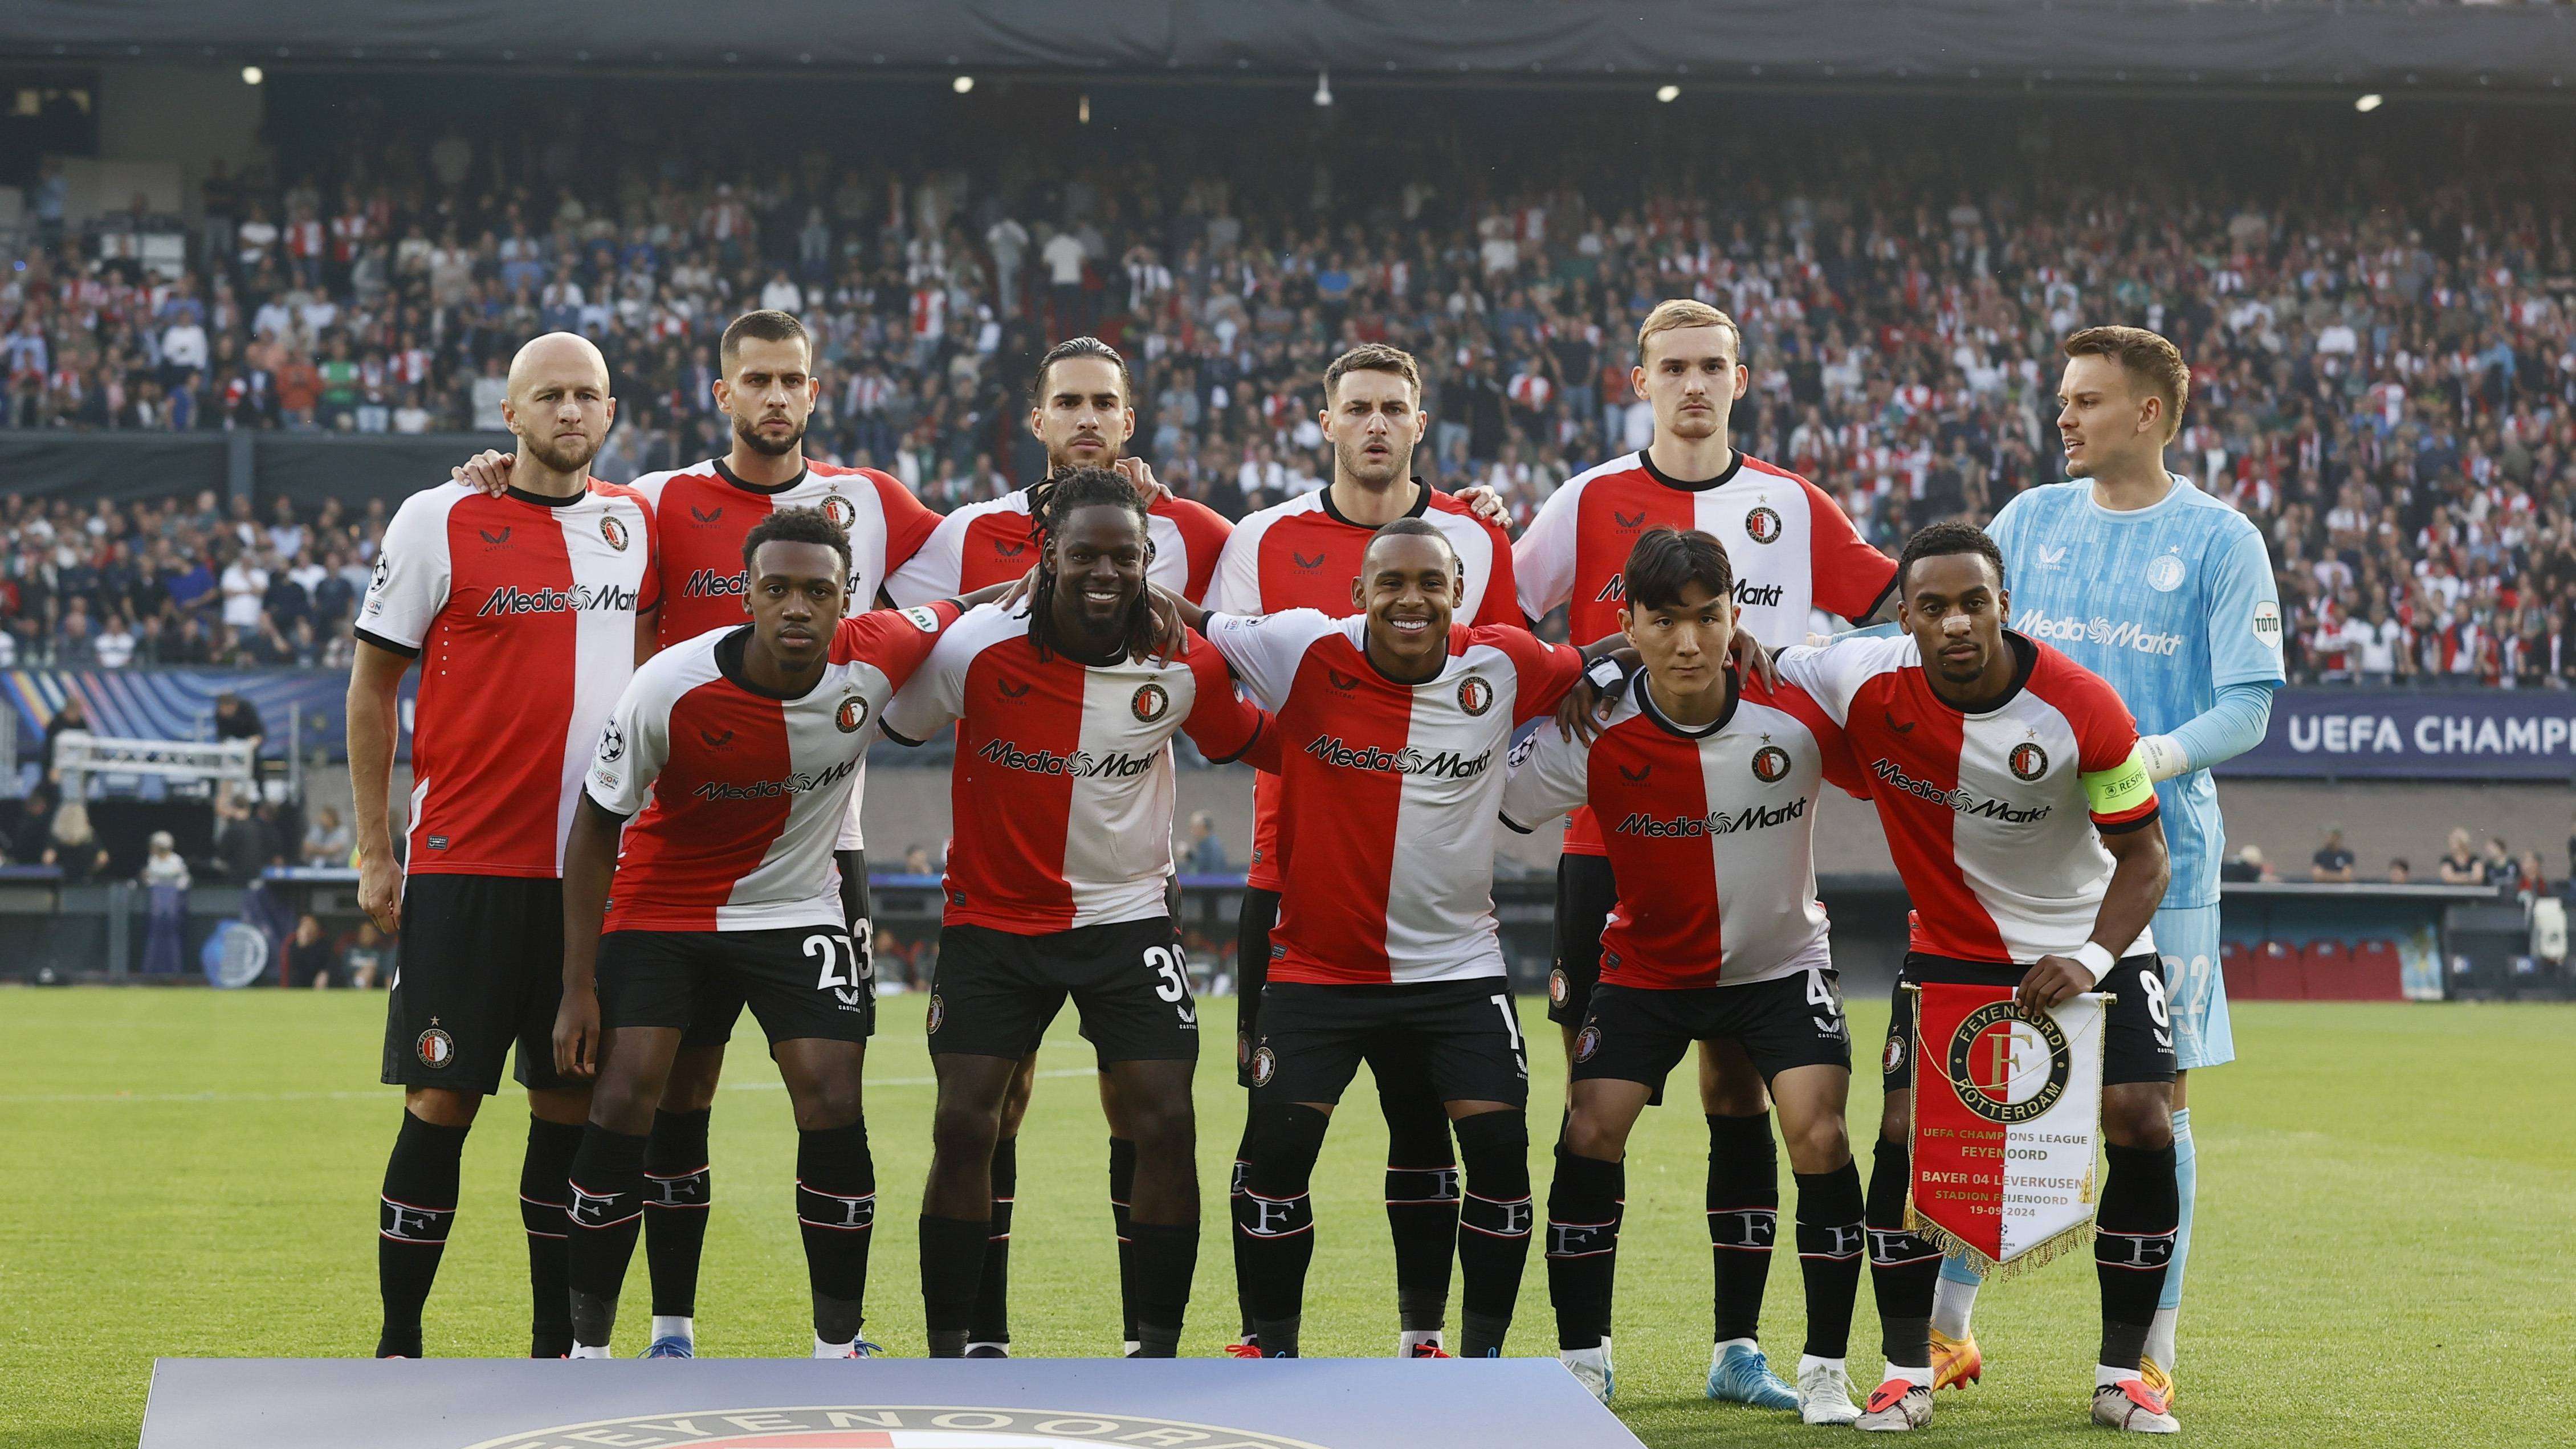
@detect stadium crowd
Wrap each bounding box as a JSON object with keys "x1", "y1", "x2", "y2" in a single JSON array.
[{"x1": 5, "y1": 99, "x2": 2575, "y2": 684}]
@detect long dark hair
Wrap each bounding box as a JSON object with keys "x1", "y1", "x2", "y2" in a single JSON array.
[{"x1": 1028, "y1": 466, "x2": 1157, "y2": 663}]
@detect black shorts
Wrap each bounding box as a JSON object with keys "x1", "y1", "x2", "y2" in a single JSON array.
[
  {"x1": 929, "y1": 917, "x2": 1199, "y2": 1067},
  {"x1": 1571, "y1": 969, "x2": 1853, "y2": 1089},
  {"x1": 598, "y1": 924, "x2": 874, "y2": 1047},
  {"x1": 1548, "y1": 853, "x2": 1619, "y2": 1026},
  {"x1": 1881, "y1": 951, "x2": 2177, "y2": 1091},
  {"x1": 382, "y1": 874, "x2": 575, "y2": 1095},
  {"x1": 1251, "y1": 979, "x2": 1530, "y2": 1109},
  {"x1": 1234, "y1": 888, "x2": 1281, "y2": 1087}
]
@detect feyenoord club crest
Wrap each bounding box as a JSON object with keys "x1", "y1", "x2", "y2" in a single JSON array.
[
  {"x1": 1907, "y1": 982, "x2": 2108, "y2": 1276},
  {"x1": 1130, "y1": 683, "x2": 1170, "y2": 723},
  {"x1": 598, "y1": 721, "x2": 626, "y2": 762},
  {"x1": 1574, "y1": 1025, "x2": 1601, "y2": 1062},
  {"x1": 2145, "y1": 552, "x2": 2186, "y2": 592},
  {"x1": 820, "y1": 493, "x2": 857, "y2": 529},
  {"x1": 2008, "y1": 741, "x2": 2049, "y2": 781},
  {"x1": 1881, "y1": 1034, "x2": 1906, "y2": 1074},
  {"x1": 600, "y1": 515, "x2": 629, "y2": 552},
  {"x1": 926, "y1": 994, "x2": 945, "y2": 1034},
  {"x1": 835, "y1": 695, "x2": 869, "y2": 733},
  {"x1": 415, "y1": 1028, "x2": 455, "y2": 1068},
  {"x1": 1547, "y1": 967, "x2": 1570, "y2": 1008},
  {"x1": 462, "y1": 1407, "x2": 1334, "y2": 1449},
  {"x1": 1751, "y1": 742, "x2": 1791, "y2": 783},
  {"x1": 1250, "y1": 1045, "x2": 1277, "y2": 1087},
  {"x1": 1457, "y1": 676, "x2": 1494, "y2": 716},
  {"x1": 1744, "y1": 504, "x2": 1783, "y2": 544}
]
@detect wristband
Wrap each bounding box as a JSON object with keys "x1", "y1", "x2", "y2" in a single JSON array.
[
  {"x1": 2071, "y1": 941, "x2": 2118, "y2": 986},
  {"x1": 2137, "y1": 733, "x2": 2188, "y2": 783},
  {"x1": 1584, "y1": 656, "x2": 1628, "y2": 693}
]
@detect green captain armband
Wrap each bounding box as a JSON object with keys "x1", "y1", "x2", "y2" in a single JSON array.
[{"x1": 2082, "y1": 745, "x2": 2156, "y2": 819}]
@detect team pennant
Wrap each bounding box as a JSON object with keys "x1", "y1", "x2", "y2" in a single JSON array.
[{"x1": 1905, "y1": 981, "x2": 2108, "y2": 1278}]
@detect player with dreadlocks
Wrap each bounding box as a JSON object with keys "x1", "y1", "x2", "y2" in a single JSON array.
[{"x1": 882, "y1": 467, "x2": 1277, "y2": 1357}]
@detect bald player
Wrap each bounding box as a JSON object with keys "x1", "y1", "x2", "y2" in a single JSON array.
[{"x1": 350, "y1": 332, "x2": 661, "y2": 1359}]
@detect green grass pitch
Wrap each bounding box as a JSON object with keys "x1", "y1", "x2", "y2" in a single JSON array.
[{"x1": 3, "y1": 986, "x2": 2569, "y2": 1447}]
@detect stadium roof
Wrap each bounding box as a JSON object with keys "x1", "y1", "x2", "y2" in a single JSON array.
[{"x1": 9, "y1": 0, "x2": 2574, "y2": 95}]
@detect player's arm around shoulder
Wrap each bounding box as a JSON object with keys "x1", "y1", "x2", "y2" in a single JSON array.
[
  {"x1": 1199, "y1": 606, "x2": 1332, "y2": 711},
  {"x1": 1176, "y1": 632, "x2": 1274, "y2": 767},
  {"x1": 1499, "y1": 711, "x2": 1588, "y2": 835}
]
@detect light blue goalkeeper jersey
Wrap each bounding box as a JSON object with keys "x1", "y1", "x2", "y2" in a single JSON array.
[{"x1": 1988, "y1": 474, "x2": 2284, "y2": 909}]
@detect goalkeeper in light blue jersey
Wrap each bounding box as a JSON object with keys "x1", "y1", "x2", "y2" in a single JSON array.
[{"x1": 1927, "y1": 326, "x2": 2282, "y2": 1414}]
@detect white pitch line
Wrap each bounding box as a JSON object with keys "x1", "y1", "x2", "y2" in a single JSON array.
[{"x1": 0, "y1": 1067, "x2": 1096, "y2": 1106}]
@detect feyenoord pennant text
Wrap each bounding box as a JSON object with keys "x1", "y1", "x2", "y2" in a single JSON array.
[{"x1": 1905, "y1": 981, "x2": 2108, "y2": 1277}]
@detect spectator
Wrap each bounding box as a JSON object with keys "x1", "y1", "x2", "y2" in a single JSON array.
[
  {"x1": 2387, "y1": 858, "x2": 2412, "y2": 884},
  {"x1": 213, "y1": 797, "x2": 269, "y2": 883},
  {"x1": 2438, "y1": 828, "x2": 2484, "y2": 885},
  {"x1": 138, "y1": 831, "x2": 191, "y2": 890},
  {"x1": 901, "y1": 844, "x2": 935, "y2": 876},
  {"x1": 43, "y1": 696, "x2": 92, "y2": 782},
  {"x1": 282, "y1": 913, "x2": 337, "y2": 988},
  {"x1": 212, "y1": 691, "x2": 266, "y2": 754},
  {"x1": 302, "y1": 805, "x2": 350, "y2": 867},
  {"x1": 9, "y1": 786, "x2": 57, "y2": 866},
  {"x1": 2516, "y1": 850, "x2": 2548, "y2": 904},
  {"x1": 2483, "y1": 836, "x2": 2523, "y2": 892},
  {"x1": 2220, "y1": 844, "x2": 2273, "y2": 883},
  {"x1": 1180, "y1": 811, "x2": 1230, "y2": 875},
  {"x1": 46, "y1": 798, "x2": 110, "y2": 883},
  {"x1": 343, "y1": 920, "x2": 391, "y2": 989},
  {"x1": 2310, "y1": 826, "x2": 2357, "y2": 883}
]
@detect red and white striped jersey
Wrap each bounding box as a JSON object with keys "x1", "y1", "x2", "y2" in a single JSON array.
[
  {"x1": 885, "y1": 487, "x2": 1232, "y2": 607},
  {"x1": 1512, "y1": 449, "x2": 1895, "y2": 858},
  {"x1": 629, "y1": 457, "x2": 941, "y2": 851},
  {"x1": 1775, "y1": 631, "x2": 2162, "y2": 965},
  {"x1": 357, "y1": 480, "x2": 659, "y2": 878},
  {"x1": 629, "y1": 458, "x2": 941, "y2": 644},
  {"x1": 879, "y1": 606, "x2": 1271, "y2": 936},
  {"x1": 1204, "y1": 483, "x2": 1520, "y2": 892},
  {"x1": 1205, "y1": 609, "x2": 1582, "y2": 986},
  {"x1": 1501, "y1": 670, "x2": 1865, "y2": 990},
  {"x1": 585, "y1": 603, "x2": 961, "y2": 932}
]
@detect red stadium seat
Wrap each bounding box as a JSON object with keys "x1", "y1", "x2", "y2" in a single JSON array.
[
  {"x1": 2242, "y1": 940, "x2": 2305, "y2": 1000},
  {"x1": 2346, "y1": 940, "x2": 2406, "y2": 1001},
  {"x1": 2302, "y1": 938, "x2": 2353, "y2": 1000}
]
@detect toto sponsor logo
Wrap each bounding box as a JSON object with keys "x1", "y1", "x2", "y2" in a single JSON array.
[{"x1": 459, "y1": 1405, "x2": 1334, "y2": 1449}]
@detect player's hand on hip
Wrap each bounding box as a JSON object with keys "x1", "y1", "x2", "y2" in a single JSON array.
[
  {"x1": 451, "y1": 449, "x2": 514, "y2": 495},
  {"x1": 1457, "y1": 485, "x2": 1512, "y2": 531},
  {"x1": 1729, "y1": 628, "x2": 1779, "y2": 689},
  {"x1": 1112, "y1": 455, "x2": 1169, "y2": 502},
  {"x1": 2016, "y1": 957, "x2": 2090, "y2": 1012},
  {"x1": 553, "y1": 989, "x2": 601, "y2": 1080},
  {"x1": 356, "y1": 854, "x2": 402, "y2": 933}
]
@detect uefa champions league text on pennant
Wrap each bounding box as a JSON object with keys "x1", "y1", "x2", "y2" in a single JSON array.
[{"x1": 1905, "y1": 982, "x2": 2109, "y2": 1277}]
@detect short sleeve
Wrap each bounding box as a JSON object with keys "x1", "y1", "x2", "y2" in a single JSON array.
[
  {"x1": 584, "y1": 667, "x2": 670, "y2": 818},
  {"x1": 1803, "y1": 476, "x2": 1897, "y2": 622},
  {"x1": 1511, "y1": 479, "x2": 1582, "y2": 621},
  {"x1": 353, "y1": 491, "x2": 452, "y2": 655},
  {"x1": 1768, "y1": 679, "x2": 1872, "y2": 799},
  {"x1": 2205, "y1": 518, "x2": 2287, "y2": 688},
  {"x1": 883, "y1": 511, "x2": 968, "y2": 609},
  {"x1": 1493, "y1": 628, "x2": 1583, "y2": 724},
  {"x1": 871, "y1": 470, "x2": 944, "y2": 575},
  {"x1": 1467, "y1": 515, "x2": 1524, "y2": 628},
  {"x1": 1163, "y1": 500, "x2": 1234, "y2": 605},
  {"x1": 1771, "y1": 642, "x2": 1858, "y2": 725},
  {"x1": 628, "y1": 495, "x2": 663, "y2": 613},
  {"x1": 1498, "y1": 717, "x2": 1587, "y2": 832},
  {"x1": 1203, "y1": 519, "x2": 1264, "y2": 616},
  {"x1": 1177, "y1": 635, "x2": 1269, "y2": 764},
  {"x1": 1203, "y1": 609, "x2": 1330, "y2": 712},
  {"x1": 878, "y1": 609, "x2": 983, "y2": 744},
  {"x1": 833, "y1": 599, "x2": 963, "y2": 692}
]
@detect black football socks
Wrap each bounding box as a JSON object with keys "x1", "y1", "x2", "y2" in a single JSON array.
[
  {"x1": 796, "y1": 1121, "x2": 877, "y2": 1350},
  {"x1": 1452, "y1": 1110, "x2": 1532, "y2": 1358},
  {"x1": 1794, "y1": 1162, "x2": 1866, "y2": 1360},
  {"x1": 919, "y1": 1213, "x2": 991, "y2": 1358},
  {"x1": 1545, "y1": 1145, "x2": 1624, "y2": 1352},
  {"x1": 376, "y1": 1111, "x2": 467, "y2": 1358},
  {"x1": 1128, "y1": 1218, "x2": 1199, "y2": 1357},
  {"x1": 563, "y1": 1125, "x2": 649, "y2": 1353},
  {"x1": 642, "y1": 1107, "x2": 713, "y2": 1333},
  {"x1": 1706, "y1": 1111, "x2": 1779, "y2": 1348},
  {"x1": 1866, "y1": 1136, "x2": 1941, "y2": 1370},
  {"x1": 1383, "y1": 1090, "x2": 1461, "y2": 1338},
  {"x1": 2094, "y1": 1142, "x2": 2180, "y2": 1372},
  {"x1": 966, "y1": 1136, "x2": 1016, "y2": 1350},
  {"x1": 521, "y1": 1116, "x2": 583, "y2": 1357}
]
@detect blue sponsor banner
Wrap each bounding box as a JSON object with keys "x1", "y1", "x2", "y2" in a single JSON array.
[
  {"x1": 2, "y1": 668, "x2": 418, "y2": 763},
  {"x1": 2217, "y1": 687, "x2": 2576, "y2": 780}
]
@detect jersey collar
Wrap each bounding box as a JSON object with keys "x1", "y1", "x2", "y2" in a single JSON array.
[
  {"x1": 504, "y1": 482, "x2": 588, "y2": 508},
  {"x1": 1636, "y1": 448, "x2": 1742, "y2": 493},
  {"x1": 1633, "y1": 665, "x2": 1740, "y2": 738},
  {"x1": 714, "y1": 456, "x2": 810, "y2": 496},
  {"x1": 1318, "y1": 477, "x2": 1430, "y2": 527}
]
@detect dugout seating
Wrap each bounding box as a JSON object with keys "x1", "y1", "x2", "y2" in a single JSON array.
[{"x1": 2222, "y1": 938, "x2": 2403, "y2": 1000}]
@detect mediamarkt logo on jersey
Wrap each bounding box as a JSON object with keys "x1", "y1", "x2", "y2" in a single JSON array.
[
  {"x1": 1593, "y1": 575, "x2": 1787, "y2": 609},
  {"x1": 1304, "y1": 734, "x2": 1492, "y2": 779},
  {"x1": 476, "y1": 582, "x2": 643, "y2": 618},
  {"x1": 2013, "y1": 607, "x2": 2184, "y2": 657},
  {"x1": 1616, "y1": 795, "x2": 1808, "y2": 838},
  {"x1": 977, "y1": 738, "x2": 1155, "y2": 779},
  {"x1": 690, "y1": 758, "x2": 858, "y2": 801},
  {"x1": 1870, "y1": 758, "x2": 2052, "y2": 822}
]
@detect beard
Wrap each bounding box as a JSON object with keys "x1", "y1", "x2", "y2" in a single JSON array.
[
  {"x1": 1046, "y1": 436, "x2": 1123, "y2": 474},
  {"x1": 524, "y1": 431, "x2": 602, "y2": 474},
  {"x1": 735, "y1": 413, "x2": 806, "y2": 458},
  {"x1": 1337, "y1": 438, "x2": 1412, "y2": 487}
]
